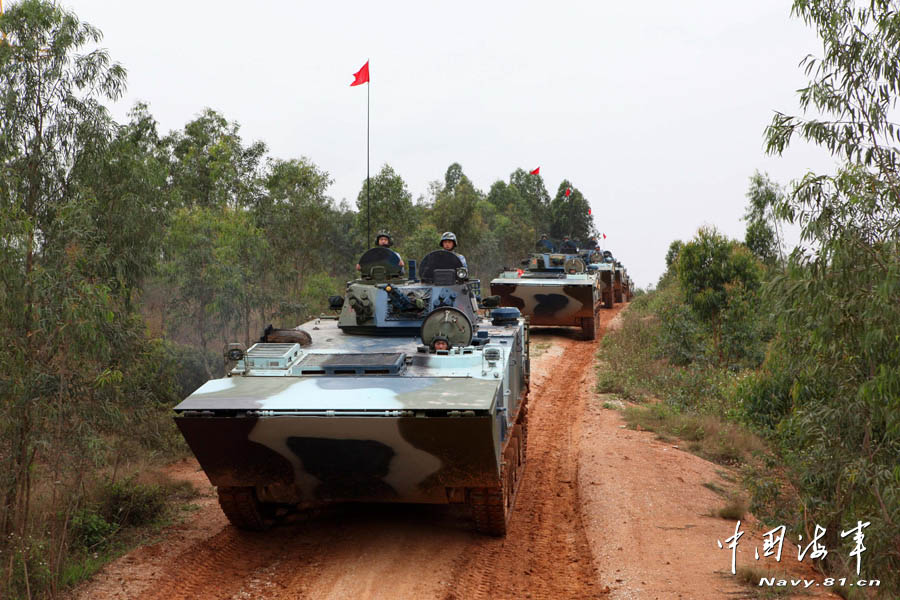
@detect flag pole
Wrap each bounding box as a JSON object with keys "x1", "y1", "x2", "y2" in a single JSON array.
[{"x1": 366, "y1": 59, "x2": 370, "y2": 247}]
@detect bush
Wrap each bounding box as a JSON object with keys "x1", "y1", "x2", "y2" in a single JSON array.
[
  {"x1": 653, "y1": 286, "x2": 704, "y2": 366},
  {"x1": 99, "y1": 477, "x2": 167, "y2": 527},
  {"x1": 71, "y1": 508, "x2": 116, "y2": 550},
  {"x1": 735, "y1": 368, "x2": 792, "y2": 432}
]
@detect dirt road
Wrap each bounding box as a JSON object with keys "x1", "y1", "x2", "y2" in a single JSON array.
[{"x1": 73, "y1": 305, "x2": 834, "y2": 600}]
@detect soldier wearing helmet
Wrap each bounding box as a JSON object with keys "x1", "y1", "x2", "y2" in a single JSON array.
[
  {"x1": 439, "y1": 231, "x2": 467, "y2": 268},
  {"x1": 536, "y1": 233, "x2": 555, "y2": 252},
  {"x1": 375, "y1": 231, "x2": 393, "y2": 247},
  {"x1": 356, "y1": 231, "x2": 404, "y2": 271}
]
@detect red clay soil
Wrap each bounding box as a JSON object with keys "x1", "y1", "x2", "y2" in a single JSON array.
[{"x1": 70, "y1": 305, "x2": 836, "y2": 600}]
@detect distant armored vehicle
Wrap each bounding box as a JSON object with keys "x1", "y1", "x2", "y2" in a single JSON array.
[
  {"x1": 174, "y1": 247, "x2": 529, "y2": 536},
  {"x1": 490, "y1": 247, "x2": 603, "y2": 340},
  {"x1": 591, "y1": 250, "x2": 617, "y2": 309},
  {"x1": 624, "y1": 273, "x2": 635, "y2": 301},
  {"x1": 613, "y1": 262, "x2": 626, "y2": 303}
]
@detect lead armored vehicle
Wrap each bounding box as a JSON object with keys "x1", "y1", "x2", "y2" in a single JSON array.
[
  {"x1": 490, "y1": 245, "x2": 603, "y2": 339},
  {"x1": 174, "y1": 247, "x2": 529, "y2": 536}
]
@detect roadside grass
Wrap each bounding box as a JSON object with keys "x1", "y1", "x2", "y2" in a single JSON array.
[
  {"x1": 621, "y1": 403, "x2": 766, "y2": 467},
  {"x1": 714, "y1": 495, "x2": 749, "y2": 520},
  {"x1": 702, "y1": 481, "x2": 728, "y2": 497},
  {"x1": 60, "y1": 467, "x2": 202, "y2": 592}
]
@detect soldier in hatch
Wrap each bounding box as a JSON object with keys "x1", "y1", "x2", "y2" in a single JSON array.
[
  {"x1": 560, "y1": 235, "x2": 578, "y2": 253},
  {"x1": 356, "y1": 231, "x2": 404, "y2": 271},
  {"x1": 536, "y1": 233, "x2": 555, "y2": 252},
  {"x1": 439, "y1": 231, "x2": 467, "y2": 268}
]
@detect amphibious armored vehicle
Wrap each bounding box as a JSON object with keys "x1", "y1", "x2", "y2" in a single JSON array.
[
  {"x1": 613, "y1": 261, "x2": 627, "y2": 303},
  {"x1": 490, "y1": 246, "x2": 603, "y2": 339},
  {"x1": 591, "y1": 250, "x2": 618, "y2": 309},
  {"x1": 174, "y1": 247, "x2": 529, "y2": 536}
]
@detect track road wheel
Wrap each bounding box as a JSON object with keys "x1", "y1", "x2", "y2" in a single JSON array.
[
  {"x1": 581, "y1": 315, "x2": 596, "y2": 340},
  {"x1": 468, "y1": 421, "x2": 526, "y2": 536},
  {"x1": 217, "y1": 486, "x2": 274, "y2": 531}
]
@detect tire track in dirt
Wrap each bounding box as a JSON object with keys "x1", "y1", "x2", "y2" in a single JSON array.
[
  {"x1": 136, "y1": 526, "x2": 297, "y2": 600},
  {"x1": 443, "y1": 310, "x2": 622, "y2": 600}
]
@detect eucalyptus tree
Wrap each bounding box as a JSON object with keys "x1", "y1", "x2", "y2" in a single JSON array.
[
  {"x1": 70, "y1": 102, "x2": 171, "y2": 307},
  {"x1": 548, "y1": 180, "x2": 594, "y2": 242},
  {"x1": 355, "y1": 164, "x2": 416, "y2": 247},
  {"x1": 763, "y1": 0, "x2": 900, "y2": 586},
  {"x1": 509, "y1": 167, "x2": 550, "y2": 230},
  {"x1": 165, "y1": 108, "x2": 267, "y2": 210},
  {"x1": 743, "y1": 172, "x2": 781, "y2": 267},
  {"x1": 0, "y1": 1, "x2": 141, "y2": 595},
  {"x1": 257, "y1": 157, "x2": 341, "y2": 322}
]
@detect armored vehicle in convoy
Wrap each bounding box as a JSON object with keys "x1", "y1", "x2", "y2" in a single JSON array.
[
  {"x1": 591, "y1": 250, "x2": 618, "y2": 309},
  {"x1": 490, "y1": 246, "x2": 603, "y2": 340},
  {"x1": 613, "y1": 262, "x2": 627, "y2": 303},
  {"x1": 174, "y1": 247, "x2": 529, "y2": 536}
]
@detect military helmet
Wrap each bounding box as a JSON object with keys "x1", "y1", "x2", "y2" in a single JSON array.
[
  {"x1": 439, "y1": 231, "x2": 458, "y2": 249},
  {"x1": 375, "y1": 231, "x2": 393, "y2": 247},
  {"x1": 430, "y1": 334, "x2": 451, "y2": 351}
]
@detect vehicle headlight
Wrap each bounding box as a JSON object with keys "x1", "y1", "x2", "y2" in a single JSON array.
[{"x1": 456, "y1": 267, "x2": 468, "y2": 280}]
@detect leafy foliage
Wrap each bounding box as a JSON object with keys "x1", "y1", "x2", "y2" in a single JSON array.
[
  {"x1": 759, "y1": 1, "x2": 900, "y2": 591},
  {"x1": 0, "y1": 3, "x2": 605, "y2": 598},
  {"x1": 743, "y1": 172, "x2": 782, "y2": 266}
]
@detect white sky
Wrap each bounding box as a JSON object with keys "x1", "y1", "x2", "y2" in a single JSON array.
[{"x1": 58, "y1": 0, "x2": 838, "y2": 287}]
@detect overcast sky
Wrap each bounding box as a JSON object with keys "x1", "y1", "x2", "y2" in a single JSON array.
[{"x1": 59, "y1": 0, "x2": 838, "y2": 287}]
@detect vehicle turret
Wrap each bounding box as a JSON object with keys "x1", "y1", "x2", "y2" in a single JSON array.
[{"x1": 337, "y1": 248, "x2": 479, "y2": 336}]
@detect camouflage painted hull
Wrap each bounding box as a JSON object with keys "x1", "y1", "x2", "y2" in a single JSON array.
[
  {"x1": 174, "y1": 318, "x2": 527, "y2": 510},
  {"x1": 489, "y1": 277, "x2": 601, "y2": 327}
]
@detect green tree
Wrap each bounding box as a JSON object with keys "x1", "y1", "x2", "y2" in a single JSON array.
[
  {"x1": 509, "y1": 168, "x2": 550, "y2": 228},
  {"x1": 0, "y1": 3, "x2": 178, "y2": 596},
  {"x1": 165, "y1": 108, "x2": 267, "y2": 209},
  {"x1": 356, "y1": 164, "x2": 415, "y2": 247},
  {"x1": 163, "y1": 207, "x2": 269, "y2": 374},
  {"x1": 743, "y1": 172, "x2": 781, "y2": 266},
  {"x1": 676, "y1": 226, "x2": 761, "y2": 359},
  {"x1": 762, "y1": 1, "x2": 900, "y2": 587},
  {"x1": 444, "y1": 162, "x2": 464, "y2": 193},
  {"x1": 70, "y1": 102, "x2": 171, "y2": 308},
  {"x1": 665, "y1": 240, "x2": 683, "y2": 270},
  {"x1": 548, "y1": 180, "x2": 594, "y2": 242},
  {"x1": 258, "y1": 158, "x2": 335, "y2": 285}
]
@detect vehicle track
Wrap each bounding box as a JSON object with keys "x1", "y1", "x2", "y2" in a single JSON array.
[
  {"x1": 443, "y1": 319, "x2": 615, "y2": 600},
  {"x1": 75, "y1": 311, "x2": 623, "y2": 600}
]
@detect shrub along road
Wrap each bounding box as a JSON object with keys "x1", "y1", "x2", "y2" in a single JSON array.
[{"x1": 71, "y1": 305, "x2": 837, "y2": 600}]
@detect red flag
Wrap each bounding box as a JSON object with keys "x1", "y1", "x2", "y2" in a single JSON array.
[
  {"x1": 350, "y1": 61, "x2": 369, "y2": 86},
  {"x1": 565, "y1": 187, "x2": 572, "y2": 197},
  {"x1": 602, "y1": 233, "x2": 606, "y2": 239},
  {"x1": 530, "y1": 167, "x2": 540, "y2": 175},
  {"x1": 588, "y1": 207, "x2": 592, "y2": 215}
]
